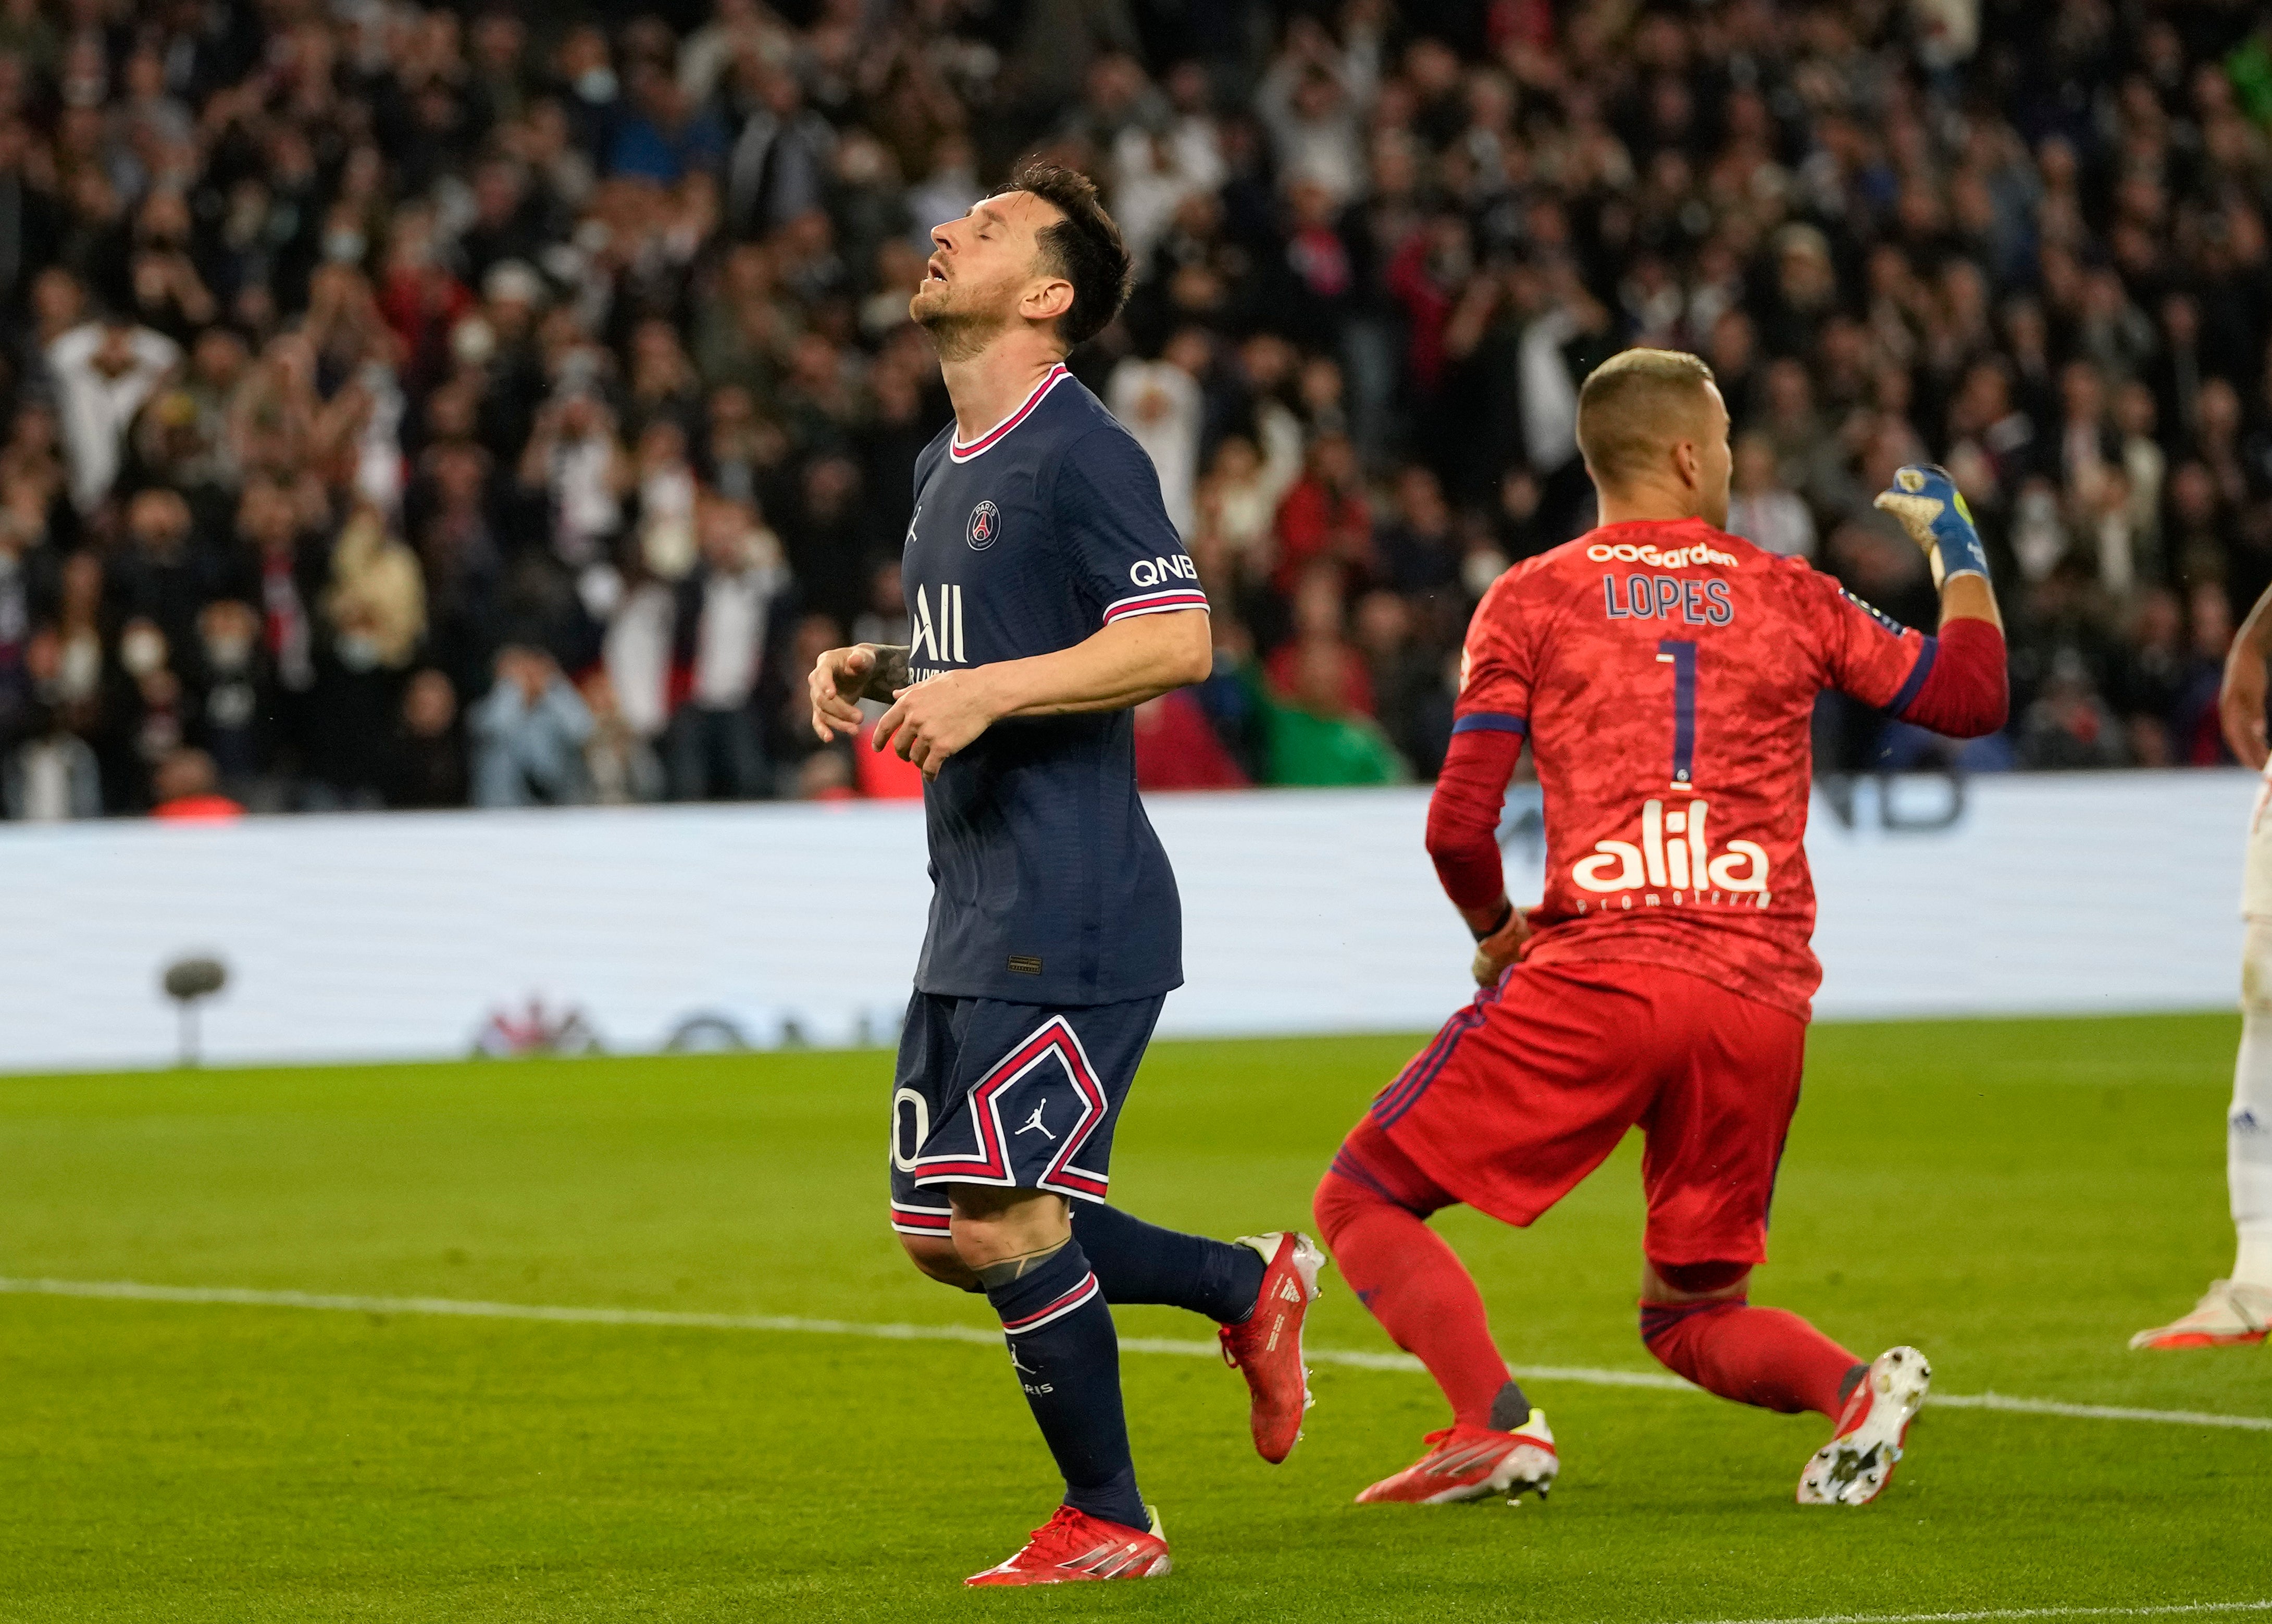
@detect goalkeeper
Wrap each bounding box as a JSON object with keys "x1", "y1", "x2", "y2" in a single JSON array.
[{"x1": 1311, "y1": 351, "x2": 2009, "y2": 1513}]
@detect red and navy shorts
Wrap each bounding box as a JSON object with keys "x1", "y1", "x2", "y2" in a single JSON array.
[
  {"x1": 1363, "y1": 959, "x2": 1806, "y2": 1267},
  {"x1": 887, "y1": 992, "x2": 1166, "y2": 1239}
]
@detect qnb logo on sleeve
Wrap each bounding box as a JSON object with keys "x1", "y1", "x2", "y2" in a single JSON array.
[
  {"x1": 1129, "y1": 554, "x2": 1201, "y2": 587},
  {"x1": 908, "y1": 582, "x2": 966, "y2": 680},
  {"x1": 1569, "y1": 798, "x2": 1773, "y2": 910}
]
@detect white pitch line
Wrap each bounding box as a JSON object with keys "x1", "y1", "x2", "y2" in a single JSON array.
[
  {"x1": 3, "y1": 1278, "x2": 2266, "y2": 1432},
  {"x1": 1685, "y1": 1602, "x2": 2272, "y2": 1624}
]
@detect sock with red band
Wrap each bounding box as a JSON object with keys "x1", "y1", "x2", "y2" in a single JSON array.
[
  {"x1": 1640, "y1": 1297, "x2": 1864, "y2": 1420},
  {"x1": 1314, "y1": 1128, "x2": 1519, "y2": 1430},
  {"x1": 984, "y1": 1238, "x2": 1146, "y2": 1530}
]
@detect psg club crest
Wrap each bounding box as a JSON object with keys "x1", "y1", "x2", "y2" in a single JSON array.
[{"x1": 966, "y1": 500, "x2": 1001, "y2": 550}]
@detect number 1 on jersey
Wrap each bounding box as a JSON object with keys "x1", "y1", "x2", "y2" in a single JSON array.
[{"x1": 1657, "y1": 639, "x2": 1696, "y2": 789}]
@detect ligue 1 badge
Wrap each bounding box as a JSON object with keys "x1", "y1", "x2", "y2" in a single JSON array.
[{"x1": 967, "y1": 500, "x2": 1001, "y2": 550}]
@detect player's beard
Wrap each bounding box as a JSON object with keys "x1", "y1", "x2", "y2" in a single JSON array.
[{"x1": 912, "y1": 280, "x2": 1012, "y2": 365}]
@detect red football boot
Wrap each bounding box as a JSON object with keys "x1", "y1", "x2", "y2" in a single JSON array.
[
  {"x1": 1797, "y1": 1345, "x2": 1931, "y2": 1506},
  {"x1": 1217, "y1": 1231, "x2": 1327, "y2": 1463},
  {"x1": 1355, "y1": 1411, "x2": 1559, "y2": 1505},
  {"x1": 964, "y1": 1505, "x2": 1172, "y2": 1586}
]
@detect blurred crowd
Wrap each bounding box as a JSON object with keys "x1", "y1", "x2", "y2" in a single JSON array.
[{"x1": 2, "y1": 0, "x2": 2270, "y2": 820}]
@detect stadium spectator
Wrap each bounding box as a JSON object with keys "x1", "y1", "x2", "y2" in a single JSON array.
[
  {"x1": 0, "y1": 0, "x2": 2268, "y2": 821},
  {"x1": 381, "y1": 668, "x2": 468, "y2": 811},
  {"x1": 149, "y1": 747, "x2": 243, "y2": 821},
  {"x1": 668, "y1": 494, "x2": 792, "y2": 800},
  {"x1": 469, "y1": 646, "x2": 594, "y2": 808},
  {"x1": 1265, "y1": 636, "x2": 1406, "y2": 787}
]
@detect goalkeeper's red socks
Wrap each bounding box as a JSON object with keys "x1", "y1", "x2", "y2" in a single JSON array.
[
  {"x1": 1641, "y1": 1297, "x2": 1863, "y2": 1420},
  {"x1": 1314, "y1": 1118, "x2": 1863, "y2": 1428},
  {"x1": 1313, "y1": 1121, "x2": 1515, "y2": 1429}
]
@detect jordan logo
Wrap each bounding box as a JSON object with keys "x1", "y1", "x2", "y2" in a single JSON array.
[
  {"x1": 1015, "y1": 1101, "x2": 1056, "y2": 1141},
  {"x1": 1009, "y1": 1345, "x2": 1040, "y2": 1375}
]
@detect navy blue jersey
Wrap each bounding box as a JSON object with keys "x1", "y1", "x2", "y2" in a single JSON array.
[{"x1": 902, "y1": 364, "x2": 1205, "y2": 1006}]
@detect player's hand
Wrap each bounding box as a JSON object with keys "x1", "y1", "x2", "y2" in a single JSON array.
[
  {"x1": 2221, "y1": 641, "x2": 2271, "y2": 770},
  {"x1": 809, "y1": 646, "x2": 875, "y2": 742},
  {"x1": 872, "y1": 668, "x2": 1002, "y2": 780},
  {"x1": 1872, "y1": 464, "x2": 1989, "y2": 589},
  {"x1": 1470, "y1": 906, "x2": 1530, "y2": 987}
]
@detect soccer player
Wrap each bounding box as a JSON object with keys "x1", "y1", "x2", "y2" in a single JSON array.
[
  {"x1": 1311, "y1": 349, "x2": 2009, "y2": 1508},
  {"x1": 2130, "y1": 580, "x2": 2272, "y2": 1349},
  {"x1": 805, "y1": 163, "x2": 1322, "y2": 1586}
]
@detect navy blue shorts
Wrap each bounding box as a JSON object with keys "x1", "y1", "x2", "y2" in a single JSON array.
[{"x1": 887, "y1": 992, "x2": 1166, "y2": 1238}]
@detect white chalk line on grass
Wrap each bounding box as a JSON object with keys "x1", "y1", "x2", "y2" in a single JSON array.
[
  {"x1": 1684, "y1": 1603, "x2": 2272, "y2": 1624},
  {"x1": 4, "y1": 1276, "x2": 2267, "y2": 1434}
]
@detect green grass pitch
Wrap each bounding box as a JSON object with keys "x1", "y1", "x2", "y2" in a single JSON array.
[{"x1": 2, "y1": 1012, "x2": 2267, "y2": 1622}]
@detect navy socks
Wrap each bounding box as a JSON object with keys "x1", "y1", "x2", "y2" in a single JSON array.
[
  {"x1": 984, "y1": 1239, "x2": 1148, "y2": 1532},
  {"x1": 1072, "y1": 1202, "x2": 1268, "y2": 1324}
]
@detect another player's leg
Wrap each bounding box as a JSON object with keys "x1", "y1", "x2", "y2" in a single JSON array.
[
  {"x1": 900, "y1": 1197, "x2": 1322, "y2": 1466},
  {"x1": 1073, "y1": 1203, "x2": 1324, "y2": 1464},
  {"x1": 1634, "y1": 1260, "x2": 1923, "y2": 1505},
  {"x1": 954, "y1": 1184, "x2": 1171, "y2": 1586},
  {"x1": 1315, "y1": 1117, "x2": 1556, "y2": 1505},
  {"x1": 1319, "y1": 964, "x2": 1663, "y2": 1505},
  {"x1": 1639, "y1": 1260, "x2": 1863, "y2": 1420},
  {"x1": 1637, "y1": 976, "x2": 1926, "y2": 1506},
  {"x1": 2133, "y1": 928, "x2": 2272, "y2": 1348},
  {"x1": 973, "y1": 996, "x2": 1325, "y2": 1463}
]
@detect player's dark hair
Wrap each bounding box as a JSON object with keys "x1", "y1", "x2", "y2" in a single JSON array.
[
  {"x1": 1575, "y1": 348, "x2": 1719, "y2": 491},
  {"x1": 1007, "y1": 160, "x2": 1132, "y2": 350}
]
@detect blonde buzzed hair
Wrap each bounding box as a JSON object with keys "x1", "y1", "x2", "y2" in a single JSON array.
[{"x1": 1574, "y1": 348, "x2": 1719, "y2": 492}]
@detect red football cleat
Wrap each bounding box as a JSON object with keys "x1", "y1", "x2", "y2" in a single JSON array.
[
  {"x1": 1218, "y1": 1231, "x2": 1327, "y2": 1463},
  {"x1": 964, "y1": 1504, "x2": 1172, "y2": 1586},
  {"x1": 1355, "y1": 1411, "x2": 1559, "y2": 1505},
  {"x1": 1797, "y1": 1345, "x2": 1931, "y2": 1506}
]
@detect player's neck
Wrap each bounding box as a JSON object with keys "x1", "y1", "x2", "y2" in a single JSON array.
[
  {"x1": 1595, "y1": 490, "x2": 1707, "y2": 528},
  {"x1": 940, "y1": 335, "x2": 1067, "y2": 445}
]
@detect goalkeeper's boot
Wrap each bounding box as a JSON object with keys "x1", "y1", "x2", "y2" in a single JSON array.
[
  {"x1": 1797, "y1": 1345, "x2": 1930, "y2": 1506},
  {"x1": 1355, "y1": 1411, "x2": 1558, "y2": 1505},
  {"x1": 964, "y1": 1504, "x2": 1172, "y2": 1586},
  {"x1": 2129, "y1": 1279, "x2": 2272, "y2": 1349},
  {"x1": 1218, "y1": 1231, "x2": 1327, "y2": 1464}
]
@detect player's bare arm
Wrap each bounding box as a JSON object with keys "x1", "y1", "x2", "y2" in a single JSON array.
[
  {"x1": 2219, "y1": 581, "x2": 2272, "y2": 769},
  {"x1": 872, "y1": 610, "x2": 1211, "y2": 779},
  {"x1": 807, "y1": 643, "x2": 912, "y2": 742}
]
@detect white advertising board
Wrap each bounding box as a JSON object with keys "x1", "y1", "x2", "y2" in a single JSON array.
[{"x1": 0, "y1": 771, "x2": 2254, "y2": 1073}]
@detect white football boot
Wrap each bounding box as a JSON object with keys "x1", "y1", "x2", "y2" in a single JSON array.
[
  {"x1": 1797, "y1": 1346, "x2": 1930, "y2": 1506},
  {"x1": 2129, "y1": 1280, "x2": 2272, "y2": 1349}
]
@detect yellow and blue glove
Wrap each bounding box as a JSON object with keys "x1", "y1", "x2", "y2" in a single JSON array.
[{"x1": 1872, "y1": 464, "x2": 1990, "y2": 588}]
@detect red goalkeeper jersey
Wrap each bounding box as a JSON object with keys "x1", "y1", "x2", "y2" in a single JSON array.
[{"x1": 1454, "y1": 517, "x2": 1934, "y2": 1018}]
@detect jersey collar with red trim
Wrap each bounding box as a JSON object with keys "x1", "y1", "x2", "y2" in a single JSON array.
[{"x1": 948, "y1": 364, "x2": 1072, "y2": 463}]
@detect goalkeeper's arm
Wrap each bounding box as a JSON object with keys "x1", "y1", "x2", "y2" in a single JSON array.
[
  {"x1": 1873, "y1": 465, "x2": 2009, "y2": 740},
  {"x1": 1425, "y1": 726, "x2": 1530, "y2": 985}
]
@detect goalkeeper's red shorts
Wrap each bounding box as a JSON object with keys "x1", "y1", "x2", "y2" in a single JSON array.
[{"x1": 1363, "y1": 959, "x2": 1806, "y2": 1267}]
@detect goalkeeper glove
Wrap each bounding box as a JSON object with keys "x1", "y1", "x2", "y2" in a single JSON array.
[
  {"x1": 1470, "y1": 900, "x2": 1530, "y2": 988},
  {"x1": 1872, "y1": 464, "x2": 1990, "y2": 588}
]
